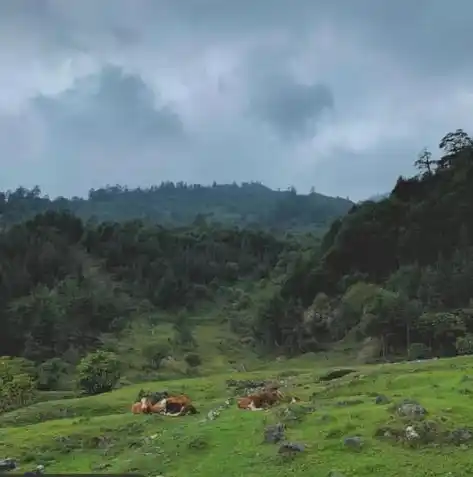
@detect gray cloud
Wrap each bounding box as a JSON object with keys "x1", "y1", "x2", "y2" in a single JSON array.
[
  {"x1": 0, "y1": 0, "x2": 473, "y2": 200},
  {"x1": 249, "y1": 77, "x2": 334, "y2": 139},
  {"x1": 32, "y1": 65, "x2": 183, "y2": 145}
]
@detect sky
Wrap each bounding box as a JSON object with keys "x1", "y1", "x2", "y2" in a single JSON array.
[{"x1": 1, "y1": 1, "x2": 473, "y2": 201}]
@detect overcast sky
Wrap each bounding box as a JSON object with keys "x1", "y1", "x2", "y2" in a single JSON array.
[{"x1": 1, "y1": 0, "x2": 472, "y2": 201}]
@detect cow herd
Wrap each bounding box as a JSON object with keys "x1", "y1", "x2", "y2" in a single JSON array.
[{"x1": 131, "y1": 385, "x2": 299, "y2": 417}]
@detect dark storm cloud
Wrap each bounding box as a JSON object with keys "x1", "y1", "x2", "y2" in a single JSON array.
[
  {"x1": 249, "y1": 79, "x2": 334, "y2": 139},
  {"x1": 31, "y1": 65, "x2": 183, "y2": 146},
  {"x1": 0, "y1": 0, "x2": 472, "y2": 200}
]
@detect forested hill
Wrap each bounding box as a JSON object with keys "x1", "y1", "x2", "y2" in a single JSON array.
[
  {"x1": 0, "y1": 181, "x2": 353, "y2": 232},
  {"x1": 0, "y1": 210, "x2": 301, "y2": 365},
  {"x1": 260, "y1": 128, "x2": 473, "y2": 360}
]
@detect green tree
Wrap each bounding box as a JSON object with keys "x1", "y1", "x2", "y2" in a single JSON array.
[
  {"x1": 456, "y1": 334, "x2": 473, "y2": 356},
  {"x1": 0, "y1": 356, "x2": 37, "y2": 412},
  {"x1": 37, "y1": 357, "x2": 69, "y2": 391},
  {"x1": 77, "y1": 350, "x2": 121, "y2": 395}
]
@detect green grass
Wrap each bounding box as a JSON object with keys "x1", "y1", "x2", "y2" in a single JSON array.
[{"x1": 3, "y1": 356, "x2": 473, "y2": 476}]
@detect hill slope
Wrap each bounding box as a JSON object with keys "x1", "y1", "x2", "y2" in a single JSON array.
[
  {"x1": 0, "y1": 182, "x2": 353, "y2": 232},
  {"x1": 1, "y1": 357, "x2": 472, "y2": 477},
  {"x1": 267, "y1": 128, "x2": 473, "y2": 361},
  {"x1": 0, "y1": 209, "x2": 305, "y2": 367}
]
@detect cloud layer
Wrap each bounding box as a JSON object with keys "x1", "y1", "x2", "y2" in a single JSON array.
[{"x1": 1, "y1": 0, "x2": 473, "y2": 200}]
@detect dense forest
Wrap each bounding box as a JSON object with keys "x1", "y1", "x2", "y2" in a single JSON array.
[
  {"x1": 260, "y1": 128, "x2": 473, "y2": 359},
  {"x1": 0, "y1": 181, "x2": 353, "y2": 232},
  {"x1": 2, "y1": 127, "x2": 473, "y2": 402},
  {"x1": 0, "y1": 212, "x2": 303, "y2": 362}
]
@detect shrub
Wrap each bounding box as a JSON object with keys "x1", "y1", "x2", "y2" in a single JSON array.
[
  {"x1": 37, "y1": 357, "x2": 69, "y2": 391},
  {"x1": 408, "y1": 342, "x2": 432, "y2": 360},
  {"x1": 77, "y1": 350, "x2": 121, "y2": 395},
  {"x1": 0, "y1": 356, "x2": 37, "y2": 412},
  {"x1": 141, "y1": 343, "x2": 170, "y2": 370},
  {"x1": 456, "y1": 334, "x2": 473, "y2": 355},
  {"x1": 184, "y1": 352, "x2": 202, "y2": 368}
]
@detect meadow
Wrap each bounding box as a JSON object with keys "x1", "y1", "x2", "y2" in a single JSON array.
[{"x1": 2, "y1": 355, "x2": 473, "y2": 477}]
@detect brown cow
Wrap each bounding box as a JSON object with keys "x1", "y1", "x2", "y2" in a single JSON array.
[
  {"x1": 132, "y1": 394, "x2": 197, "y2": 416},
  {"x1": 131, "y1": 401, "x2": 144, "y2": 414},
  {"x1": 237, "y1": 387, "x2": 284, "y2": 411}
]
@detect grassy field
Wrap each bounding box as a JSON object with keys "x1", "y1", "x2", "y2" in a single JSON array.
[{"x1": 2, "y1": 356, "x2": 473, "y2": 477}]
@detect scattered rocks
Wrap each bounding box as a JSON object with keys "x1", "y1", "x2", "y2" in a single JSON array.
[
  {"x1": 207, "y1": 410, "x2": 220, "y2": 421},
  {"x1": 201, "y1": 399, "x2": 233, "y2": 423},
  {"x1": 264, "y1": 423, "x2": 285, "y2": 443},
  {"x1": 343, "y1": 436, "x2": 364, "y2": 450}
]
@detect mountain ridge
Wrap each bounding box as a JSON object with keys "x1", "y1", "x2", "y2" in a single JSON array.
[{"x1": 0, "y1": 181, "x2": 353, "y2": 232}]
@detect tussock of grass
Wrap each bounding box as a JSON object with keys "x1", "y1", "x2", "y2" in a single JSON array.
[{"x1": 2, "y1": 357, "x2": 473, "y2": 476}]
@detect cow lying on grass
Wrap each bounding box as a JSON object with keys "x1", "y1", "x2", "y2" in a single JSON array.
[
  {"x1": 237, "y1": 386, "x2": 285, "y2": 411},
  {"x1": 131, "y1": 392, "x2": 198, "y2": 416}
]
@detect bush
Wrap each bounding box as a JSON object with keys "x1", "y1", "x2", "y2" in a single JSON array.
[
  {"x1": 37, "y1": 357, "x2": 69, "y2": 391},
  {"x1": 408, "y1": 342, "x2": 432, "y2": 360},
  {"x1": 456, "y1": 334, "x2": 473, "y2": 355},
  {"x1": 0, "y1": 356, "x2": 37, "y2": 412},
  {"x1": 76, "y1": 350, "x2": 121, "y2": 395},
  {"x1": 184, "y1": 352, "x2": 202, "y2": 368},
  {"x1": 141, "y1": 343, "x2": 170, "y2": 370}
]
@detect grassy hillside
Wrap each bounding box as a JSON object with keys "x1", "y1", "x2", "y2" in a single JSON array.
[
  {"x1": 3, "y1": 127, "x2": 473, "y2": 475},
  {"x1": 1, "y1": 356, "x2": 472, "y2": 477},
  {"x1": 0, "y1": 181, "x2": 353, "y2": 232}
]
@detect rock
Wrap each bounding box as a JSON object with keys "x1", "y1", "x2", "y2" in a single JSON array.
[
  {"x1": 278, "y1": 442, "x2": 305, "y2": 454},
  {"x1": 264, "y1": 423, "x2": 285, "y2": 443},
  {"x1": 327, "y1": 472, "x2": 346, "y2": 477},
  {"x1": 405, "y1": 425, "x2": 420, "y2": 440},
  {"x1": 343, "y1": 436, "x2": 364, "y2": 449},
  {"x1": 207, "y1": 409, "x2": 220, "y2": 421},
  {"x1": 0, "y1": 459, "x2": 17, "y2": 471},
  {"x1": 396, "y1": 399, "x2": 427, "y2": 418},
  {"x1": 319, "y1": 369, "x2": 356, "y2": 382},
  {"x1": 375, "y1": 394, "x2": 390, "y2": 404},
  {"x1": 448, "y1": 427, "x2": 473, "y2": 445}
]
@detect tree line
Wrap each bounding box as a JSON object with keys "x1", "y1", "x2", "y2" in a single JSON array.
[{"x1": 0, "y1": 181, "x2": 352, "y2": 231}]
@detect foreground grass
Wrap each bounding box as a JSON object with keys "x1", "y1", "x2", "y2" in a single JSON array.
[{"x1": 2, "y1": 357, "x2": 473, "y2": 477}]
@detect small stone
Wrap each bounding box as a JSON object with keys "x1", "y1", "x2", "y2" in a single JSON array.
[
  {"x1": 405, "y1": 425, "x2": 420, "y2": 440},
  {"x1": 448, "y1": 427, "x2": 473, "y2": 445},
  {"x1": 264, "y1": 423, "x2": 285, "y2": 443},
  {"x1": 396, "y1": 399, "x2": 427, "y2": 418},
  {"x1": 375, "y1": 394, "x2": 390, "y2": 404},
  {"x1": 0, "y1": 459, "x2": 17, "y2": 471},
  {"x1": 278, "y1": 442, "x2": 305, "y2": 454},
  {"x1": 343, "y1": 436, "x2": 364, "y2": 449}
]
